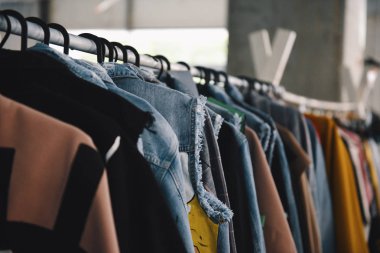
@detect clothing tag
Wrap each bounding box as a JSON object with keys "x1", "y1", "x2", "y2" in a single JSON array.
[
  {"x1": 137, "y1": 137, "x2": 144, "y2": 156},
  {"x1": 260, "y1": 215, "x2": 266, "y2": 228},
  {"x1": 105, "y1": 136, "x2": 121, "y2": 162}
]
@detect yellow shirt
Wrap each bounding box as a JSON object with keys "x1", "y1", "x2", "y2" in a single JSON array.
[
  {"x1": 306, "y1": 114, "x2": 369, "y2": 253},
  {"x1": 188, "y1": 196, "x2": 219, "y2": 253}
]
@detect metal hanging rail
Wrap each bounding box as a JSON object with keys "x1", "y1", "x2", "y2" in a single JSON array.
[
  {"x1": 0, "y1": 14, "x2": 247, "y2": 86},
  {"x1": 0, "y1": 12, "x2": 369, "y2": 114}
]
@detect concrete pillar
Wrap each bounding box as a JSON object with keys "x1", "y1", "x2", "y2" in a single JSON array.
[
  {"x1": 366, "y1": 0, "x2": 380, "y2": 114},
  {"x1": 227, "y1": 0, "x2": 367, "y2": 102}
]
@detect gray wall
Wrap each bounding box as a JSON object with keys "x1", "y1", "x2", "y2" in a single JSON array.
[{"x1": 227, "y1": 0, "x2": 348, "y2": 101}]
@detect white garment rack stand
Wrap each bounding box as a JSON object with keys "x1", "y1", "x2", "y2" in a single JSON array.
[{"x1": 249, "y1": 28, "x2": 380, "y2": 115}]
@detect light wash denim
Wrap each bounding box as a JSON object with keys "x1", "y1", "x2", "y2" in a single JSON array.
[
  {"x1": 79, "y1": 61, "x2": 196, "y2": 253},
  {"x1": 163, "y1": 70, "x2": 236, "y2": 253},
  {"x1": 27, "y1": 44, "x2": 194, "y2": 253},
  {"x1": 102, "y1": 63, "x2": 233, "y2": 226}
]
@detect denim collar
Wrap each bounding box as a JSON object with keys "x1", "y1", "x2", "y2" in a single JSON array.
[
  {"x1": 28, "y1": 43, "x2": 108, "y2": 89},
  {"x1": 105, "y1": 62, "x2": 232, "y2": 223},
  {"x1": 74, "y1": 59, "x2": 115, "y2": 86}
]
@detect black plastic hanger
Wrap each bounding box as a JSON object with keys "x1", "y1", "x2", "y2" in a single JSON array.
[
  {"x1": 78, "y1": 33, "x2": 103, "y2": 63},
  {"x1": 195, "y1": 66, "x2": 210, "y2": 85},
  {"x1": 111, "y1": 42, "x2": 128, "y2": 63},
  {"x1": 0, "y1": 11, "x2": 12, "y2": 49},
  {"x1": 1, "y1": 10, "x2": 28, "y2": 51},
  {"x1": 112, "y1": 43, "x2": 118, "y2": 62},
  {"x1": 48, "y1": 23, "x2": 69, "y2": 54},
  {"x1": 124, "y1": 45, "x2": 140, "y2": 67},
  {"x1": 100, "y1": 37, "x2": 114, "y2": 62},
  {"x1": 145, "y1": 54, "x2": 163, "y2": 79},
  {"x1": 177, "y1": 61, "x2": 191, "y2": 71},
  {"x1": 26, "y1": 17, "x2": 50, "y2": 45},
  {"x1": 155, "y1": 55, "x2": 171, "y2": 70}
]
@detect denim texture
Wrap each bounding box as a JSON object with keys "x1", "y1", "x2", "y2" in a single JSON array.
[
  {"x1": 205, "y1": 84, "x2": 272, "y2": 158},
  {"x1": 26, "y1": 47, "x2": 194, "y2": 252},
  {"x1": 103, "y1": 63, "x2": 233, "y2": 224},
  {"x1": 306, "y1": 120, "x2": 336, "y2": 253},
  {"x1": 81, "y1": 61, "x2": 198, "y2": 253},
  {"x1": 217, "y1": 83, "x2": 305, "y2": 253},
  {"x1": 162, "y1": 70, "x2": 237, "y2": 252}
]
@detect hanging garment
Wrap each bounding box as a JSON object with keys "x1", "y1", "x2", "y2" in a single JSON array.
[
  {"x1": 0, "y1": 48, "x2": 188, "y2": 253},
  {"x1": 161, "y1": 69, "x2": 237, "y2": 253},
  {"x1": 245, "y1": 126, "x2": 297, "y2": 253},
  {"x1": 276, "y1": 124, "x2": 322, "y2": 253},
  {"x1": 305, "y1": 120, "x2": 336, "y2": 253},
  {"x1": 103, "y1": 62, "x2": 235, "y2": 253},
  {"x1": 306, "y1": 114, "x2": 369, "y2": 253},
  {"x1": 216, "y1": 121, "x2": 266, "y2": 253},
  {"x1": 204, "y1": 84, "x2": 304, "y2": 253},
  {"x1": 0, "y1": 95, "x2": 119, "y2": 253},
  {"x1": 339, "y1": 128, "x2": 373, "y2": 226}
]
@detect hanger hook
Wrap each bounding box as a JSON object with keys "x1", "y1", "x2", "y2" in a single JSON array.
[
  {"x1": 100, "y1": 37, "x2": 114, "y2": 62},
  {"x1": 2, "y1": 10, "x2": 28, "y2": 51},
  {"x1": 0, "y1": 11, "x2": 12, "y2": 49},
  {"x1": 48, "y1": 23, "x2": 69, "y2": 54},
  {"x1": 112, "y1": 42, "x2": 118, "y2": 63},
  {"x1": 26, "y1": 17, "x2": 50, "y2": 45},
  {"x1": 78, "y1": 33, "x2": 103, "y2": 63},
  {"x1": 155, "y1": 55, "x2": 171, "y2": 70},
  {"x1": 195, "y1": 66, "x2": 209, "y2": 85},
  {"x1": 111, "y1": 42, "x2": 128, "y2": 63},
  {"x1": 177, "y1": 61, "x2": 191, "y2": 71},
  {"x1": 124, "y1": 45, "x2": 140, "y2": 67}
]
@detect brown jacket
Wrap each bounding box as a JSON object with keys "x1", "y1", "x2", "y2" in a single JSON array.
[
  {"x1": 245, "y1": 126, "x2": 297, "y2": 253},
  {"x1": 0, "y1": 95, "x2": 119, "y2": 252},
  {"x1": 277, "y1": 124, "x2": 322, "y2": 253}
]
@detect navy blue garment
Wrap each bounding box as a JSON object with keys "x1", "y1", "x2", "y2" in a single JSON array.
[{"x1": 218, "y1": 120, "x2": 266, "y2": 253}]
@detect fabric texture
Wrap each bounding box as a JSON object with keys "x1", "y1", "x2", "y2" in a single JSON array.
[
  {"x1": 245, "y1": 126, "x2": 297, "y2": 253},
  {"x1": 0, "y1": 95, "x2": 119, "y2": 253},
  {"x1": 306, "y1": 114, "x2": 369, "y2": 253}
]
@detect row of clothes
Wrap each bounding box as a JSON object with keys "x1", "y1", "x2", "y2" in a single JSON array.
[{"x1": 0, "y1": 41, "x2": 380, "y2": 253}]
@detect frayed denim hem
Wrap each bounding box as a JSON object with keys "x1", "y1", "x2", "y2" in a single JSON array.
[
  {"x1": 193, "y1": 96, "x2": 233, "y2": 224},
  {"x1": 213, "y1": 114, "x2": 224, "y2": 140}
]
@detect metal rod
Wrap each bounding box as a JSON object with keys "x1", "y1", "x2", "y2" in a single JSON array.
[{"x1": 0, "y1": 13, "x2": 362, "y2": 113}]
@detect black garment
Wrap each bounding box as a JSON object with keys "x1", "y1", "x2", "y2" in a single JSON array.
[
  {"x1": 0, "y1": 49, "x2": 187, "y2": 253},
  {"x1": 369, "y1": 216, "x2": 380, "y2": 253},
  {"x1": 217, "y1": 121, "x2": 255, "y2": 253}
]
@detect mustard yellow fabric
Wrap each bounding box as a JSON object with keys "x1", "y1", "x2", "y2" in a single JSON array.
[
  {"x1": 306, "y1": 114, "x2": 369, "y2": 253},
  {"x1": 188, "y1": 196, "x2": 219, "y2": 253},
  {"x1": 363, "y1": 141, "x2": 380, "y2": 212}
]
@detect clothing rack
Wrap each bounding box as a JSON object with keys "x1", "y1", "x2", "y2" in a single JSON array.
[{"x1": 0, "y1": 12, "x2": 372, "y2": 114}]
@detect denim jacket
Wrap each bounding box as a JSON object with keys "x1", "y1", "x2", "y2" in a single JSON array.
[
  {"x1": 28, "y1": 44, "x2": 194, "y2": 253},
  {"x1": 103, "y1": 62, "x2": 233, "y2": 252}
]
